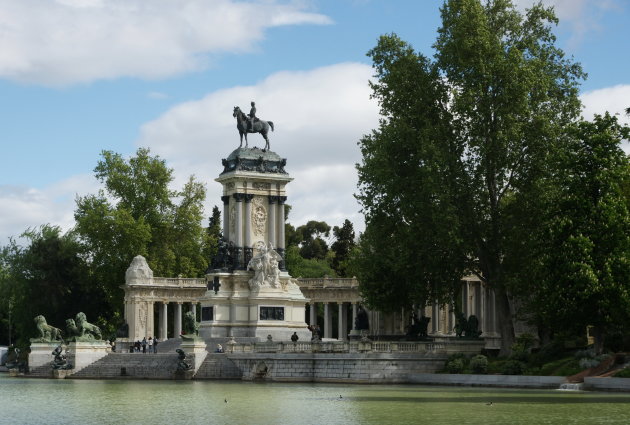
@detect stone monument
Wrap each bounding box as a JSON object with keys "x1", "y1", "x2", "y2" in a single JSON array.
[{"x1": 200, "y1": 110, "x2": 310, "y2": 341}]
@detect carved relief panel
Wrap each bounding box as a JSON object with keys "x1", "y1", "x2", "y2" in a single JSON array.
[{"x1": 251, "y1": 196, "x2": 267, "y2": 237}]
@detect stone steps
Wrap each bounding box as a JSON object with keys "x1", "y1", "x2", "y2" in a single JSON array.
[
  {"x1": 194, "y1": 353, "x2": 242, "y2": 380},
  {"x1": 25, "y1": 364, "x2": 53, "y2": 378},
  {"x1": 71, "y1": 353, "x2": 179, "y2": 379}
]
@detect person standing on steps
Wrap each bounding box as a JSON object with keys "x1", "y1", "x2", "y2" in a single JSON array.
[
  {"x1": 148, "y1": 337, "x2": 153, "y2": 354},
  {"x1": 142, "y1": 337, "x2": 147, "y2": 354},
  {"x1": 153, "y1": 337, "x2": 159, "y2": 353}
]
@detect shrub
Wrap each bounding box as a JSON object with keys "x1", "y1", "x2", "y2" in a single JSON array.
[
  {"x1": 502, "y1": 360, "x2": 526, "y2": 375},
  {"x1": 446, "y1": 358, "x2": 465, "y2": 374},
  {"x1": 469, "y1": 355, "x2": 488, "y2": 374},
  {"x1": 614, "y1": 368, "x2": 630, "y2": 378}
]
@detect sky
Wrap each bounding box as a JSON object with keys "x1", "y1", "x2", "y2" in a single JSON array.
[{"x1": 1, "y1": 0, "x2": 629, "y2": 246}]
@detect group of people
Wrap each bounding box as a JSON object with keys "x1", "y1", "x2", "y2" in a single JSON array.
[{"x1": 129, "y1": 337, "x2": 159, "y2": 353}]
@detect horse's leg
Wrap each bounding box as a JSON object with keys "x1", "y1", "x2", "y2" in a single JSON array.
[
  {"x1": 239, "y1": 131, "x2": 243, "y2": 148},
  {"x1": 245, "y1": 132, "x2": 248, "y2": 148}
]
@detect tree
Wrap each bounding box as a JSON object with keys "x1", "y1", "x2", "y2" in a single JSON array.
[
  {"x1": 295, "y1": 220, "x2": 331, "y2": 260},
  {"x1": 203, "y1": 205, "x2": 222, "y2": 265},
  {"x1": 525, "y1": 114, "x2": 630, "y2": 353},
  {"x1": 330, "y1": 219, "x2": 356, "y2": 277},
  {"x1": 285, "y1": 245, "x2": 336, "y2": 278},
  {"x1": 356, "y1": 0, "x2": 584, "y2": 353},
  {"x1": 0, "y1": 225, "x2": 102, "y2": 346},
  {"x1": 74, "y1": 148, "x2": 212, "y2": 316}
]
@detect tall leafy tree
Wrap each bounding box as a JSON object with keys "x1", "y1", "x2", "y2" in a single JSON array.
[
  {"x1": 0, "y1": 225, "x2": 101, "y2": 345},
  {"x1": 330, "y1": 219, "x2": 356, "y2": 277},
  {"x1": 74, "y1": 148, "x2": 211, "y2": 314},
  {"x1": 295, "y1": 220, "x2": 331, "y2": 260},
  {"x1": 356, "y1": 0, "x2": 584, "y2": 353},
  {"x1": 524, "y1": 114, "x2": 630, "y2": 353}
]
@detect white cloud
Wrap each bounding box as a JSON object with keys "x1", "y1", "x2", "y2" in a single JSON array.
[
  {"x1": 137, "y1": 62, "x2": 378, "y2": 232},
  {"x1": 0, "y1": 0, "x2": 331, "y2": 86},
  {"x1": 580, "y1": 84, "x2": 630, "y2": 153},
  {"x1": 513, "y1": 0, "x2": 619, "y2": 47},
  {"x1": 0, "y1": 174, "x2": 99, "y2": 246}
]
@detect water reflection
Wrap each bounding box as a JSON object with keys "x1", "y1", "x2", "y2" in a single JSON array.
[{"x1": 1, "y1": 374, "x2": 630, "y2": 425}]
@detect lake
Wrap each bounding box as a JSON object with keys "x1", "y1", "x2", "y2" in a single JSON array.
[{"x1": 2, "y1": 373, "x2": 630, "y2": 424}]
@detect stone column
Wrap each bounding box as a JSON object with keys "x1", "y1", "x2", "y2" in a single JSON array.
[
  {"x1": 481, "y1": 285, "x2": 487, "y2": 335},
  {"x1": 221, "y1": 195, "x2": 230, "y2": 241},
  {"x1": 233, "y1": 194, "x2": 244, "y2": 247},
  {"x1": 432, "y1": 302, "x2": 440, "y2": 334},
  {"x1": 174, "y1": 302, "x2": 182, "y2": 337},
  {"x1": 233, "y1": 193, "x2": 245, "y2": 268},
  {"x1": 244, "y1": 195, "x2": 254, "y2": 248},
  {"x1": 268, "y1": 196, "x2": 277, "y2": 247},
  {"x1": 491, "y1": 290, "x2": 497, "y2": 335},
  {"x1": 244, "y1": 194, "x2": 254, "y2": 267},
  {"x1": 277, "y1": 196, "x2": 287, "y2": 249},
  {"x1": 147, "y1": 302, "x2": 155, "y2": 339},
  {"x1": 324, "y1": 302, "x2": 332, "y2": 339},
  {"x1": 309, "y1": 302, "x2": 317, "y2": 326},
  {"x1": 351, "y1": 303, "x2": 358, "y2": 329},
  {"x1": 160, "y1": 302, "x2": 168, "y2": 340},
  {"x1": 338, "y1": 303, "x2": 347, "y2": 341},
  {"x1": 190, "y1": 302, "x2": 197, "y2": 322}
]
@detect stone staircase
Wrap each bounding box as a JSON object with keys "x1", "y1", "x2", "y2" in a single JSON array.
[
  {"x1": 194, "y1": 353, "x2": 242, "y2": 379},
  {"x1": 25, "y1": 364, "x2": 53, "y2": 378},
  {"x1": 152, "y1": 337, "x2": 182, "y2": 354},
  {"x1": 71, "y1": 353, "x2": 179, "y2": 379}
]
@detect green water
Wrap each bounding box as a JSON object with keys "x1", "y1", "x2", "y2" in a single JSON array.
[{"x1": 2, "y1": 374, "x2": 630, "y2": 425}]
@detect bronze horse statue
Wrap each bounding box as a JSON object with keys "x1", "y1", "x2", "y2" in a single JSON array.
[{"x1": 233, "y1": 106, "x2": 274, "y2": 151}]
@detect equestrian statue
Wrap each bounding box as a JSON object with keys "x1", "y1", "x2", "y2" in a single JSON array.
[{"x1": 233, "y1": 101, "x2": 274, "y2": 151}]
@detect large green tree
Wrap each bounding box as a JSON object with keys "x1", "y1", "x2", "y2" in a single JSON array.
[
  {"x1": 524, "y1": 114, "x2": 630, "y2": 353},
  {"x1": 330, "y1": 219, "x2": 356, "y2": 277},
  {"x1": 0, "y1": 225, "x2": 102, "y2": 346},
  {"x1": 356, "y1": 0, "x2": 584, "y2": 353},
  {"x1": 74, "y1": 148, "x2": 213, "y2": 314}
]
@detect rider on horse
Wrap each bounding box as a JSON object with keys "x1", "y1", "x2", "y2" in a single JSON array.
[{"x1": 248, "y1": 101, "x2": 257, "y2": 131}]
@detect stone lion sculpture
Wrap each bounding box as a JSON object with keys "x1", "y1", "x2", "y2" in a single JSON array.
[
  {"x1": 75, "y1": 312, "x2": 102, "y2": 340},
  {"x1": 34, "y1": 315, "x2": 63, "y2": 342},
  {"x1": 182, "y1": 311, "x2": 199, "y2": 336},
  {"x1": 66, "y1": 319, "x2": 81, "y2": 340}
]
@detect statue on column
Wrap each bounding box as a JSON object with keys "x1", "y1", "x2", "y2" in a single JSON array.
[{"x1": 232, "y1": 102, "x2": 275, "y2": 151}]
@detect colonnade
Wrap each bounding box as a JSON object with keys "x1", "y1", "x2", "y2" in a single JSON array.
[
  {"x1": 126, "y1": 300, "x2": 200, "y2": 342},
  {"x1": 222, "y1": 194, "x2": 287, "y2": 269},
  {"x1": 307, "y1": 301, "x2": 360, "y2": 340}
]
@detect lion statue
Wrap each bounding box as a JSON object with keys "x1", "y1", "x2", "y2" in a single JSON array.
[
  {"x1": 66, "y1": 319, "x2": 81, "y2": 339},
  {"x1": 75, "y1": 312, "x2": 102, "y2": 340},
  {"x1": 34, "y1": 315, "x2": 63, "y2": 342},
  {"x1": 182, "y1": 311, "x2": 199, "y2": 336}
]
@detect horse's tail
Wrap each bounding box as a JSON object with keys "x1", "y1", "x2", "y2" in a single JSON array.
[{"x1": 268, "y1": 121, "x2": 274, "y2": 132}]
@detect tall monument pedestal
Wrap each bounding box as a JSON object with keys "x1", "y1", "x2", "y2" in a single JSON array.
[{"x1": 201, "y1": 147, "x2": 310, "y2": 342}]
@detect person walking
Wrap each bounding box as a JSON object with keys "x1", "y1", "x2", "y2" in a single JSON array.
[
  {"x1": 142, "y1": 337, "x2": 147, "y2": 354},
  {"x1": 153, "y1": 337, "x2": 159, "y2": 354}
]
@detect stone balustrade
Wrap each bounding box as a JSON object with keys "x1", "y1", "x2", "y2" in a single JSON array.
[
  {"x1": 148, "y1": 277, "x2": 206, "y2": 288},
  {"x1": 296, "y1": 278, "x2": 359, "y2": 289},
  {"x1": 226, "y1": 339, "x2": 483, "y2": 355}
]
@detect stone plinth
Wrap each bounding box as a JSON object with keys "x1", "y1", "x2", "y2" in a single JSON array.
[
  {"x1": 29, "y1": 342, "x2": 62, "y2": 369},
  {"x1": 200, "y1": 271, "x2": 310, "y2": 342},
  {"x1": 67, "y1": 341, "x2": 110, "y2": 374},
  {"x1": 180, "y1": 338, "x2": 208, "y2": 374}
]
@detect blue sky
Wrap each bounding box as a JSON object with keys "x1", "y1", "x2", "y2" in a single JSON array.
[{"x1": 1, "y1": 0, "x2": 629, "y2": 246}]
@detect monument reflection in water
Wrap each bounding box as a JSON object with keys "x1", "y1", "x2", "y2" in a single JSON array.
[{"x1": 2, "y1": 374, "x2": 630, "y2": 425}]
